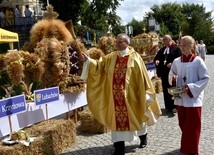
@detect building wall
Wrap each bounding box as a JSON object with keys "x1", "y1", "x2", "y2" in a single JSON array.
[{"x1": 1, "y1": 0, "x2": 43, "y2": 16}]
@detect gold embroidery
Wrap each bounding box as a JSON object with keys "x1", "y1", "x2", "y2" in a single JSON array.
[{"x1": 113, "y1": 56, "x2": 130, "y2": 131}]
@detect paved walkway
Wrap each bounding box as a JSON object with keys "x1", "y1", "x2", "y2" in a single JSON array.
[{"x1": 61, "y1": 55, "x2": 214, "y2": 155}]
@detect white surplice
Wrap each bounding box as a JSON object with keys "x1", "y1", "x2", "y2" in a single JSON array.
[{"x1": 169, "y1": 56, "x2": 209, "y2": 107}]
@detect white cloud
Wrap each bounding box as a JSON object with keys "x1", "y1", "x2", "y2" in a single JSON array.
[{"x1": 116, "y1": 0, "x2": 214, "y2": 25}]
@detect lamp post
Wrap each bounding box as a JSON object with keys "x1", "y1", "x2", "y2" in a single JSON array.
[
  {"x1": 186, "y1": 14, "x2": 192, "y2": 35},
  {"x1": 149, "y1": 17, "x2": 155, "y2": 31},
  {"x1": 149, "y1": 17, "x2": 160, "y2": 33},
  {"x1": 125, "y1": 25, "x2": 133, "y2": 37},
  {"x1": 155, "y1": 24, "x2": 160, "y2": 33}
]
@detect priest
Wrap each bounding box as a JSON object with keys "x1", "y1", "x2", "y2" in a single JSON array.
[{"x1": 81, "y1": 33, "x2": 161, "y2": 155}]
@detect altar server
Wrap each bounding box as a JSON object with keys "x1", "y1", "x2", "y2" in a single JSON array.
[{"x1": 169, "y1": 35, "x2": 209, "y2": 155}]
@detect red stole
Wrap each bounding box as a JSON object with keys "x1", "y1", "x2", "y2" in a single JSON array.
[{"x1": 113, "y1": 55, "x2": 129, "y2": 131}]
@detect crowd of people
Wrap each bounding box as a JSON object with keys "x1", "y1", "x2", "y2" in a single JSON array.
[
  {"x1": 80, "y1": 33, "x2": 209, "y2": 155},
  {"x1": 0, "y1": 5, "x2": 33, "y2": 27}
]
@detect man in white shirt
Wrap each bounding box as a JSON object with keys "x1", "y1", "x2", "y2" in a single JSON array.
[
  {"x1": 24, "y1": 5, "x2": 32, "y2": 25},
  {"x1": 199, "y1": 40, "x2": 207, "y2": 61},
  {"x1": 14, "y1": 5, "x2": 21, "y2": 26}
]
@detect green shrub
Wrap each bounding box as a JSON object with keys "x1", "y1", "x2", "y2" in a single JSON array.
[{"x1": 207, "y1": 45, "x2": 214, "y2": 54}]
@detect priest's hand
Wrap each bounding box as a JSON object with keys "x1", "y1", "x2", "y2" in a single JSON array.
[{"x1": 80, "y1": 51, "x2": 88, "y2": 62}]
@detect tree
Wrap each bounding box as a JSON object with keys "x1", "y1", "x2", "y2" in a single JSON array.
[
  {"x1": 39, "y1": 0, "x2": 124, "y2": 34},
  {"x1": 180, "y1": 3, "x2": 213, "y2": 42},
  {"x1": 80, "y1": 0, "x2": 124, "y2": 33},
  {"x1": 150, "y1": 3, "x2": 182, "y2": 37},
  {"x1": 39, "y1": 0, "x2": 84, "y2": 23},
  {"x1": 111, "y1": 24, "x2": 125, "y2": 36},
  {"x1": 149, "y1": 2, "x2": 213, "y2": 44},
  {"x1": 159, "y1": 21, "x2": 171, "y2": 36}
]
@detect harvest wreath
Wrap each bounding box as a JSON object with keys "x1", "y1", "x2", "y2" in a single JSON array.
[{"x1": 0, "y1": 5, "x2": 86, "y2": 99}]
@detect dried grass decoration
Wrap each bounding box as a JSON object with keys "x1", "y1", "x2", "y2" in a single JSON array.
[
  {"x1": 97, "y1": 35, "x2": 116, "y2": 55},
  {"x1": 1, "y1": 51, "x2": 44, "y2": 100},
  {"x1": 58, "y1": 39, "x2": 87, "y2": 93},
  {"x1": 19, "y1": 51, "x2": 45, "y2": 86},
  {"x1": 79, "y1": 108, "x2": 108, "y2": 133},
  {"x1": 58, "y1": 75, "x2": 85, "y2": 93},
  {"x1": 19, "y1": 51, "x2": 45, "y2": 100},
  {"x1": 68, "y1": 39, "x2": 87, "y2": 75},
  {"x1": 87, "y1": 47, "x2": 105, "y2": 60},
  {"x1": 0, "y1": 54, "x2": 11, "y2": 98},
  {"x1": 0, "y1": 119, "x2": 76, "y2": 155},
  {"x1": 21, "y1": 5, "x2": 87, "y2": 93},
  {"x1": 151, "y1": 75, "x2": 162, "y2": 93},
  {"x1": 34, "y1": 38, "x2": 70, "y2": 88},
  {"x1": 0, "y1": 54, "x2": 5, "y2": 72},
  {"x1": 22, "y1": 5, "x2": 73, "y2": 52},
  {"x1": 4, "y1": 51, "x2": 24, "y2": 86}
]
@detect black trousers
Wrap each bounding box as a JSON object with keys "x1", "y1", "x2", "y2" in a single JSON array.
[
  {"x1": 113, "y1": 134, "x2": 147, "y2": 155},
  {"x1": 161, "y1": 78, "x2": 175, "y2": 111}
]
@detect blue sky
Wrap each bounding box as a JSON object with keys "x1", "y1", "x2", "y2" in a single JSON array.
[{"x1": 116, "y1": 0, "x2": 214, "y2": 25}]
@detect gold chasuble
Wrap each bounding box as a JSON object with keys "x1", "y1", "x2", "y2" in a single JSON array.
[{"x1": 86, "y1": 47, "x2": 161, "y2": 131}]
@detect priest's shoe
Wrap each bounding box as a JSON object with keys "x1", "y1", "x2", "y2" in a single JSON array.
[
  {"x1": 139, "y1": 133, "x2": 147, "y2": 148},
  {"x1": 113, "y1": 141, "x2": 125, "y2": 155}
]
